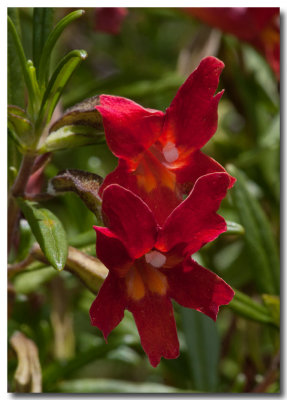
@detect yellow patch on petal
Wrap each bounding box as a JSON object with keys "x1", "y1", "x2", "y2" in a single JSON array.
[
  {"x1": 125, "y1": 266, "x2": 145, "y2": 301},
  {"x1": 135, "y1": 150, "x2": 176, "y2": 193},
  {"x1": 144, "y1": 264, "x2": 168, "y2": 296}
]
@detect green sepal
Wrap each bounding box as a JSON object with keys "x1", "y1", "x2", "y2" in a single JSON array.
[
  {"x1": 49, "y1": 169, "x2": 103, "y2": 220},
  {"x1": 49, "y1": 96, "x2": 103, "y2": 133},
  {"x1": 37, "y1": 125, "x2": 104, "y2": 154}
]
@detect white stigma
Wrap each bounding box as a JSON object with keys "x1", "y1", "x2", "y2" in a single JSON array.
[
  {"x1": 163, "y1": 142, "x2": 179, "y2": 163},
  {"x1": 145, "y1": 250, "x2": 167, "y2": 268}
]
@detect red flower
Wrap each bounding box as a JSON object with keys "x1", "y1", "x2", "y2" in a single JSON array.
[
  {"x1": 95, "y1": 57, "x2": 235, "y2": 226},
  {"x1": 185, "y1": 8, "x2": 280, "y2": 79},
  {"x1": 94, "y1": 7, "x2": 128, "y2": 35},
  {"x1": 90, "y1": 172, "x2": 234, "y2": 367}
]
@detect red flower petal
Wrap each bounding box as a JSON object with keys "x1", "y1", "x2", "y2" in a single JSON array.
[
  {"x1": 174, "y1": 149, "x2": 236, "y2": 194},
  {"x1": 96, "y1": 95, "x2": 164, "y2": 162},
  {"x1": 99, "y1": 159, "x2": 182, "y2": 226},
  {"x1": 160, "y1": 56, "x2": 224, "y2": 152},
  {"x1": 165, "y1": 257, "x2": 234, "y2": 320},
  {"x1": 127, "y1": 293, "x2": 179, "y2": 367},
  {"x1": 90, "y1": 272, "x2": 127, "y2": 340},
  {"x1": 101, "y1": 184, "x2": 158, "y2": 258},
  {"x1": 93, "y1": 226, "x2": 133, "y2": 276},
  {"x1": 156, "y1": 172, "x2": 229, "y2": 254}
]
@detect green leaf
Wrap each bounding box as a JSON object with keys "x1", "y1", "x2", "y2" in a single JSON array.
[
  {"x1": 15, "y1": 219, "x2": 34, "y2": 262},
  {"x1": 49, "y1": 169, "x2": 103, "y2": 219},
  {"x1": 262, "y1": 294, "x2": 280, "y2": 327},
  {"x1": 13, "y1": 264, "x2": 58, "y2": 294},
  {"x1": 8, "y1": 106, "x2": 34, "y2": 147},
  {"x1": 228, "y1": 290, "x2": 279, "y2": 327},
  {"x1": 224, "y1": 221, "x2": 245, "y2": 236},
  {"x1": 57, "y1": 378, "x2": 186, "y2": 393},
  {"x1": 17, "y1": 199, "x2": 68, "y2": 271},
  {"x1": 38, "y1": 9, "x2": 85, "y2": 87},
  {"x1": 37, "y1": 125, "x2": 104, "y2": 153},
  {"x1": 38, "y1": 50, "x2": 88, "y2": 126},
  {"x1": 7, "y1": 8, "x2": 25, "y2": 108},
  {"x1": 180, "y1": 307, "x2": 220, "y2": 391},
  {"x1": 8, "y1": 16, "x2": 35, "y2": 112},
  {"x1": 227, "y1": 165, "x2": 279, "y2": 294},
  {"x1": 33, "y1": 8, "x2": 54, "y2": 71}
]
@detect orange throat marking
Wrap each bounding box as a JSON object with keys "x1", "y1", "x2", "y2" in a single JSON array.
[
  {"x1": 125, "y1": 252, "x2": 168, "y2": 301},
  {"x1": 134, "y1": 150, "x2": 176, "y2": 193}
]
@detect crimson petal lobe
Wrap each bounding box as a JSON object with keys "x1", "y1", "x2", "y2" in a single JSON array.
[
  {"x1": 156, "y1": 172, "x2": 229, "y2": 254},
  {"x1": 165, "y1": 257, "x2": 234, "y2": 321},
  {"x1": 161, "y1": 56, "x2": 224, "y2": 151},
  {"x1": 127, "y1": 293, "x2": 179, "y2": 367},
  {"x1": 96, "y1": 95, "x2": 164, "y2": 161},
  {"x1": 101, "y1": 184, "x2": 158, "y2": 259},
  {"x1": 90, "y1": 272, "x2": 127, "y2": 340}
]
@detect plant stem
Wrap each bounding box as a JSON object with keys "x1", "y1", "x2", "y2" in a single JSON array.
[
  {"x1": 8, "y1": 153, "x2": 36, "y2": 253},
  {"x1": 8, "y1": 253, "x2": 35, "y2": 279}
]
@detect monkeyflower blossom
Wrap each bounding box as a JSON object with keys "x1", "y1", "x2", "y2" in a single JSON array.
[
  {"x1": 94, "y1": 7, "x2": 128, "y2": 35},
  {"x1": 185, "y1": 8, "x2": 280, "y2": 79},
  {"x1": 90, "y1": 172, "x2": 234, "y2": 367},
  {"x1": 95, "y1": 57, "x2": 235, "y2": 226}
]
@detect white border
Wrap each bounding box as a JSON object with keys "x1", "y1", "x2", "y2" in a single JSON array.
[{"x1": 2, "y1": 2, "x2": 286, "y2": 400}]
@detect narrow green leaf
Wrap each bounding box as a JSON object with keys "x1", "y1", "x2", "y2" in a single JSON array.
[
  {"x1": 38, "y1": 9, "x2": 85, "y2": 87},
  {"x1": 8, "y1": 105, "x2": 27, "y2": 118},
  {"x1": 17, "y1": 199, "x2": 68, "y2": 271},
  {"x1": 228, "y1": 290, "x2": 279, "y2": 327},
  {"x1": 15, "y1": 219, "x2": 34, "y2": 262},
  {"x1": 180, "y1": 307, "x2": 220, "y2": 391},
  {"x1": 33, "y1": 8, "x2": 54, "y2": 71},
  {"x1": 38, "y1": 50, "x2": 88, "y2": 126},
  {"x1": 57, "y1": 379, "x2": 186, "y2": 393},
  {"x1": 49, "y1": 169, "x2": 103, "y2": 219},
  {"x1": 8, "y1": 135, "x2": 22, "y2": 188},
  {"x1": 8, "y1": 16, "x2": 35, "y2": 112},
  {"x1": 7, "y1": 8, "x2": 25, "y2": 108},
  {"x1": 37, "y1": 125, "x2": 104, "y2": 153},
  {"x1": 262, "y1": 294, "x2": 280, "y2": 327},
  {"x1": 8, "y1": 108, "x2": 34, "y2": 147},
  {"x1": 224, "y1": 221, "x2": 245, "y2": 236},
  {"x1": 27, "y1": 60, "x2": 41, "y2": 101},
  {"x1": 227, "y1": 165, "x2": 279, "y2": 294}
]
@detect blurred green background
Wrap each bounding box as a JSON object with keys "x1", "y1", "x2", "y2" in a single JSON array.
[{"x1": 8, "y1": 8, "x2": 280, "y2": 393}]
